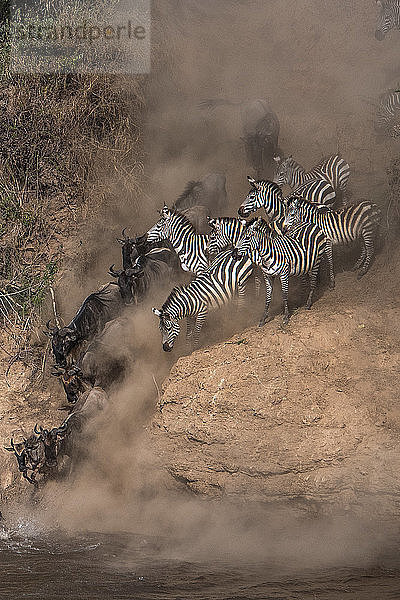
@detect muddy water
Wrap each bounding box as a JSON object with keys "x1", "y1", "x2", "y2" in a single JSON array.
[{"x1": 1, "y1": 524, "x2": 400, "y2": 600}]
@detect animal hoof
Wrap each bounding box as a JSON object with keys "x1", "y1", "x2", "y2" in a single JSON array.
[
  {"x1": 329, "y1": 281, "x2": 335, "y2": 290},
  {"x1": 357, "y1": 270, "x2": 366, "y2": 279}
]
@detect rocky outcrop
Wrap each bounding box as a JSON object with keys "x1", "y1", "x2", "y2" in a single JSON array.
[{"x1": 151, "y1": 249, "x2": 400, "y2": 517}]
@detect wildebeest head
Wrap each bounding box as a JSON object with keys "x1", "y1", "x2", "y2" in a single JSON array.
[
  {"x1": 117, "y1": 228, "x2": 149, "y2": 269},
  {"x1": 152, "y1": 307, "x2": 180, "y2": 352},
  {"x1": 45, "y1": 321, "x2": 78, "y2": 367},
  {"x1": 34, "y1": 424, "x2": 63, "y2": 468},
  {"x1": 375, "y1": 0, "x2": 399, "y2": 40},
  {"x1": 52, "y1": 364, "x2": 86, "y2": 404}
]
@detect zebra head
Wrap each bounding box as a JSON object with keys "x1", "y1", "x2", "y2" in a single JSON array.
[
  {"x1": 238, "y1": 176, "x2": 284, "y2": 221},
  {"x1": 283, "y1": 197, "x2": 302, "y2": 229},
  {"x1": 207, "y1": 217, "x2": 244, "y2": 254},
  {"x1": 273, "y1": 155, "x2": 295, "y2": 186},
  {"x1": 146, "y1": 206, "x2": 171, "y2": 242},
  {"x1": 234, "y1": 217, "x2": 265, "y2": 264},
  {"x1": 152, "y1": 307, "x2": 180, "y2": 352},
  {"x1": 375, "y1": 0, "x2": 399, "y2": 40}
]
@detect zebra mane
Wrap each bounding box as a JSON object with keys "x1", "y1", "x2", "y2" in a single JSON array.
[
  {"x1": 173, "y1": 180, "x2": 202, "y2": 211},
  {"x1": 167, "y1": 208, "x2": 202, "y2": 234},
  {"x1": 161, "y1": 285, "x2": 186, "y2": 312}
]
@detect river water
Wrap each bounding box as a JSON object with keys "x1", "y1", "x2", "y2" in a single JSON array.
[{"x1": 1, "y1": 522, "x2": 400, "y2": 600}]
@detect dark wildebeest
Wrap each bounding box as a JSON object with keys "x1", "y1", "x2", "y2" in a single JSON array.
[
  {"x1": 171, "y1": 173, "x2": 228, "y2": 232},
  {"x1": 52, "y1": 317, "x2": 133, "y2": 405},
  {"x1": 200, "y1": 98, "x2": 280, "y2": 179},
  {"x1": 50, "y1": 387, "x2": 109, "y2": 468},
  {"x1": 4, "y1": 427, "x2": 65, "y2": 486},
  {"x1": 109, "y1": 247, "x2": 176, "y2": 305},
  {"x1": 45, "y1": 283, "x2": 123, "y2": 367}
]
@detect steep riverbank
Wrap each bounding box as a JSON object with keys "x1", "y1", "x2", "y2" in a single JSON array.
[{"x1": 150, "y1": 245, "x2": 400, "y2": 517}]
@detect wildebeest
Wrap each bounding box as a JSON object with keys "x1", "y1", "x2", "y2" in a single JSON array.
[
  {"x1": 200, "y1": 98, "x2": 280, "y2": 179},
  {"x1": 4, "y1": 426, "x2": 66, "y2": 486},
  {"x1": 48, "y1": 387, "x2": 109, "y2": 468},
  {"x1": 52, "y1": 316, "x2": 133, "y2": 405},
  {"x1": 45, "y1": 283, "x2": 123, "y2": 367},
  {"x1": 171, "y1": 173, "x2": 228, "y2": 232},
  {"x1": 109, "y1": 247, "x2": 175, "y2": 304}
]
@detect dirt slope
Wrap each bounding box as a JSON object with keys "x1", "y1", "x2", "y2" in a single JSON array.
[{"x1": 150, "y1": 247, "x2": 400, "y2": 517}]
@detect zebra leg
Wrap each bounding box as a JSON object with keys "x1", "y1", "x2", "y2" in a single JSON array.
[
  {"x1": 259, "y1": 271, "x2": 274, "y2": 327},
  {"x1": 192, "y1": 306, "x2": 208, "y2": 349},
  {"x1": 353, "y1": 247, "x2": 366, "y2": 272},
  {"x1": 237, "y1": 282, "x2": 247, "y2": 310},
  {"x1": 306, "y1": 262, "x2": 320, "y2": 310},
  {"x1": 325, "y1": 240, "x2": 335, "y2": 289},
  {"x1": 279, "y1": 269, "x2": 290, "y2": 325},
  {"x1": 357, "y1": 232, "x2": 374, "y2": 278},
  {"x1": 254, "y1": 272, "x2": 262, "y2": 297},
  {"x1": 186, "y1": 316, "x2": 195, "y2": 346}
]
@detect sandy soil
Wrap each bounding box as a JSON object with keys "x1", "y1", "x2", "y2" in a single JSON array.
[{"x1": 150, "y1": 244, "x2": 400, "y2": 517}]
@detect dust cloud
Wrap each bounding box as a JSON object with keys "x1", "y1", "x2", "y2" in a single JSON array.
[{"x1": 15, "y1": 0, "x2": 400, "y2": 571}]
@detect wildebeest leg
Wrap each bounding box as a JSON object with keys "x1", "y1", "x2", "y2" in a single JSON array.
[
  {"x1": 192, "y1": 306, "x2": 207, "y2": 349},
  {"x1": 306, "y1": 262, "x2": 321, "y2": 310},
  {"x1": 357, "y1": 231, "x2": 374, "y2": 278},
  {"x1": 279, "y1": 268, "x2": 290, "y2": 325},
  {"x1": 259, "y1": 270, "x2": 274, "y2": 327},
  {"x1": 325, "y1": 240, "x2": 335, "y2": 289}
]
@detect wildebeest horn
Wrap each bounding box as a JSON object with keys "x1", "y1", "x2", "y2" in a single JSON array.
[
  {"x1": 34, "y1": 424, "x2": 40, "y2": 435},
  {"x1": 4, "y1": 438, "x2": 15, "y2": 452},
  {"x1": 108, "y1": 264, "x2": 122, "y2": 277},
  {"x1": 55, "y1": 422, "x2": 68, "y2": 436},
  {"x1": 45, "y1": 320, "x2": 58, "y2": 334}
]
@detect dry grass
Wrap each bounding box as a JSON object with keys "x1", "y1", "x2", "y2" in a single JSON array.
[{"x1": 0, "y1": 17, "x2": 145, "y2": 359}]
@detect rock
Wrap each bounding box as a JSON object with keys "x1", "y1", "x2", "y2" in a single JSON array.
[{"x1": 150, "y1": 251, "x2": 400, "y2": 518}]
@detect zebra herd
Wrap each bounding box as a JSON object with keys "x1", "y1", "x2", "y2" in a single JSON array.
[{"x1": 149, "y1": 155, "x2": 381, "y2": 352}]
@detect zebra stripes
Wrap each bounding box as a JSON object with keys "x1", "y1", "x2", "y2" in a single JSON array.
[
  {"x1": 235, "y1": 219, "x2": 327, "y2": 325},
  {"x1": 274, "y1": 154, "x2": 350, "y2": 204},
  {"x1": 152, "y1": 249, "x2": 253, "y2": 350},
  {"x1": 238, "y1": 177, "x2": 286, "y2": 221},
  {"x1": 376, "y1": 90, "x2": 400, "y2": 138},
  {"x1": 283, "y1": 197, "x2": 381, "y2": 279},
  {"x1": 146, "y1": 206, "x2": 209, "y2": 275},
  {"x1": 375, "y1": 0, "x2": 400, "y2": 40}
]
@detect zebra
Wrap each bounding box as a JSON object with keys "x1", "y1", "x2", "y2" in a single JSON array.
[
  {"x1": 375, "y1": 0, "x2": 400, "y2": 40},
  {"x1": 152, "y1": 249, "x2": 253, "y2": 351},
  {"x1": 283, "y1": 197, "x2": 382, "y2": 280},
  {"x1": 234, "y1": 218, "x2": 327, "y2": 326},
  {"x1": 146, "y1": 206, "x2": 209, "y2": 275},
  {"x1": 274, "y1": 154, "x2": 350, "y2": 205},
  {"x1": 375, "y1": 90, "x2": 400, "y2": 138},
  {"x1": 238, "y1": 177, "x2": 286, "y2": 222}
]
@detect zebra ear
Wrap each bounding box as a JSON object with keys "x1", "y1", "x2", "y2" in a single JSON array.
[
  {"x1": 376, "y1": 0, "x2": 383, "y2": 6},
  {"x1": 247, "y1": 176, "x2": 257, "y2": 187},
  {"x1": 273, "y1": 156, "x2": 281, "y2": 163},
  {"x1": 152, "y1": 308, "x2": 162, "y2": 317}
]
